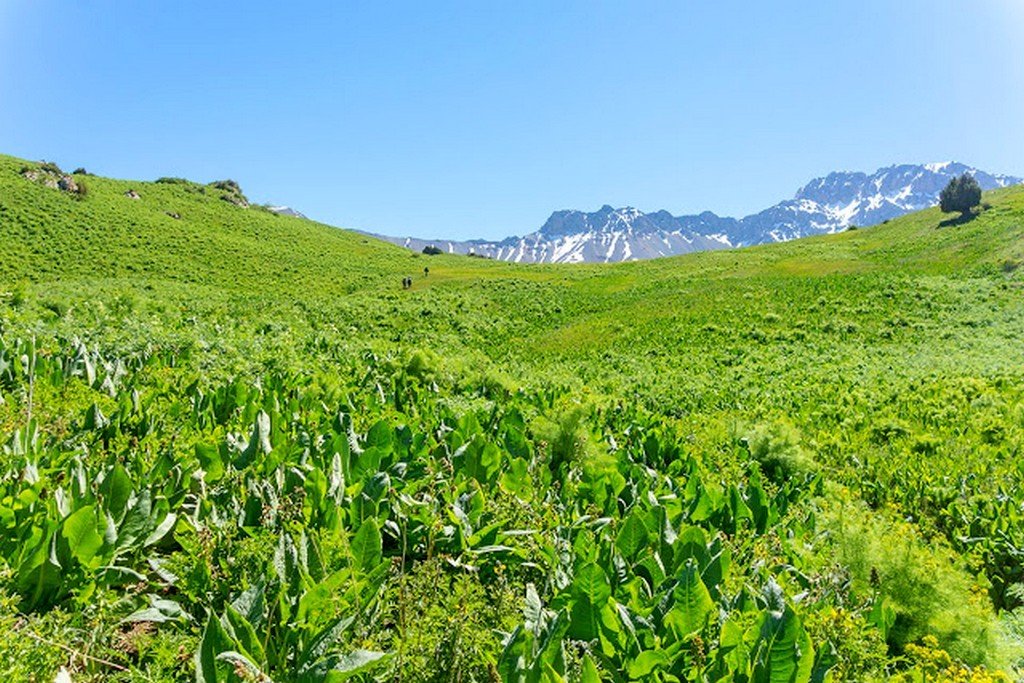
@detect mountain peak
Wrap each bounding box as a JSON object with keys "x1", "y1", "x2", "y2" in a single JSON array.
[{"x1": 378, "y1": 162, "x2": 1022, "y2": 263}]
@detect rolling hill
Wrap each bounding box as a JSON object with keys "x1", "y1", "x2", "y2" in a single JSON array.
[{"x1": 2, "y1": 153, "x2": 1024, "y2": 681}]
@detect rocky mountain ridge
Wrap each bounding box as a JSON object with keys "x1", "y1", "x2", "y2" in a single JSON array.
[{"x1": 378, "y1": 162, "x2": 1021, "y2": 263}]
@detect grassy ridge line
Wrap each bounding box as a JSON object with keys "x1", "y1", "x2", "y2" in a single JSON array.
[
  {"x1": 3, "y1": 151, "x2": 1023, "y2": 391},
  {"x1": 3, "y1": 153, "x2": 1023, "y2": 296}
]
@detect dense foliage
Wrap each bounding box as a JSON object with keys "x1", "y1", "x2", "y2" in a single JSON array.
[
  {"x1": 940, "y1": 173, "x2": 984, "y2": 217},
  {"x1": 1, "y1": 153, "x2": 1024, "y2": 681}
]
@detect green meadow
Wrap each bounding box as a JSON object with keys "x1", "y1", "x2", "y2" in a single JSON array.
[{"x1": 2, "y1": 153, "x2": 1024, "y2": 681}]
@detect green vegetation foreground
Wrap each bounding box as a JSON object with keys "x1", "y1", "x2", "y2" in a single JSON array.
[{"x1": 1, "y1": 154, "x2": 1024, "y2": 681}]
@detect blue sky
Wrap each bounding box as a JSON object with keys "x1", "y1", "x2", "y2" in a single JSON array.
[{"x1": 2, "y1": 1, "x2": 1022, "y2": 240}]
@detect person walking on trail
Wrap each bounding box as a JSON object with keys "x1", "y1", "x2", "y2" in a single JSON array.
[{"x1": 423, "y1": 266, "x2": 429, "y2": 277}]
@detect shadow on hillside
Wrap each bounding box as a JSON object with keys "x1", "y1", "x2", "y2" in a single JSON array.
[{"x1": 938, "y1": 212, "x2": 979, "y2": 228}]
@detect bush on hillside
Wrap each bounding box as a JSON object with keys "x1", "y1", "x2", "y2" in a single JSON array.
[
  {"x1": 940, "y1": 174, "x2": 982, "y2": 217},
  {"x1": 742, "y1": 420, "x2": 815, "y2": 483},
  {"x1": 422, "y1": 245, "x2": 444, "y2": 255},
  {"x1": 210, "y1": 179, "x2": 242, "y2": 193},
  {"x1": 211, "y1": 179, "x2": 249, "y2": 207},
  {"x1": 823, "y1": 501, "x2": 1012, "y2": 669}
]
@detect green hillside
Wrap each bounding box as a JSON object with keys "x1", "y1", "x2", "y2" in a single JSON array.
[{"x1": 2, "y1": 153, "x2": 1024, "y2": 681}]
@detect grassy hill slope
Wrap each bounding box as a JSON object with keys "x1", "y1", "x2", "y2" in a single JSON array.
[{"x1": 2, "y1": 154, "x2": 1024, "y2": 681}]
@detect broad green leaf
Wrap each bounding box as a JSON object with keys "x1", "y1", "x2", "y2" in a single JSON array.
[
  {"x1": 810, "y1": 640, "x2": 838, "y2": 683},
  {"x1": 297, "y1": 567, "x2": 349, "y2": 624},
  {"x1": 223, "y1": 604, "x2": 266, "y2": 667},
  {"x1": 691, "y1": 483, "x2": 723, "y2": 522},
  {"x1": 231, "y1": 584, "x2": 266, "y2": 629},
  {"x1": 351, "y1": 447, "x2": 383, "y2": 482},
  {"x1": 568, "y1": 562, "x2": 613, "y2": 641},
  {"x1": 195, "y1": 613, "x2": 234, "y2": 683},
  {"x1": 866, "y1": 595, "x2": 896, "y2": 641},
  {"x1": 350, "y1": 518, "x2": 382, "y2": 574},
  {"x1": 100, "y1": 464, "x2": 133, "y2": 521},
  {"x1": 496, "y1": 625, "x2": 529, "y2": 682},
  {"x1": 615, "y1": 511, "x2": 649, "y2": 561},
  {"x1": 365, "y1": 420, "x2": 393, "y2": 452},
  {"x1": 123, "y1": 596, "x2": 187, "y2": 624},
  {"x1": 16, "y1": 534, "x2": 63, "y2": 610},
  {"x1": 118, "y1": 489, "x2": 153, "y2": 552},
  {"x1": 747, "y1": 475, "x2": 772, "y2": 534},
  {"x1": 478, "y1": 442, "x2": 502, "y2": 480},
  {"x1": 303, "y1": 650, "x2": 391, "y2": 682},
  {"x1": 729, "y1": 485, "x2": 753, "y2": 523},
  {"x1": 62, "y1": 505, "x2": 103, "y2": 567},
  {"x1": 627, "y1": 650, "x2": 671, "y2": 678},
  {"x1": 752, "y1": 603, "x2": 814, "y2": 683},
  {"x1": 98, "y1": 565, "x2": 148, "y2": 586},
  {"x1": 524, "y1": 583, "x2": 544, "y2": 633},
  {"x1": 675, "y1": 525, "x2": 709, "y2": 573},
  {"x1": 195, "y1": 443, "x2": 224, "y2": 482},
  {"x1": 301, "y1": 614, "x2": 356, "y2": 669},
  {"x1": 664, "y1": 559, "x2": 714, "y2": 640},
  {"x1": 499, "y1": 457, "x2": 532, "y2": 500},
  {"x1": 540, "y1": 661, "x2": 566, "y2": 683},
  {"x1": 143, "y1": 512, "x2": 177, "y2": 547},
  {"x1": 703, "y1": 538, "x2": 731, "y2": 599},
  {"x1": 236, "y1": 411, "x2": 272, "y2": 468},
  {"x1": 572, "y1": 562, "x2": 612, "y2": 606},
  {"x1": 580, "y1": 654, "x2": 601, "y2": 683}
]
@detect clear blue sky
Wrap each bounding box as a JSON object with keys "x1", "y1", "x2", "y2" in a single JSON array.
[{"x1": 2, "y1": 1, "x2": 1022, "y2": 240}]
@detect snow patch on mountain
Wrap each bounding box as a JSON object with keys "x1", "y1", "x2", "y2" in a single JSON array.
[{"x1": 373, "y1": 162, "x2": 1020, "y2": 263}]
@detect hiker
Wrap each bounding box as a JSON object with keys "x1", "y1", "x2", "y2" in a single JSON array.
[{"x1": 424, "y1": 266, "x2": 429, "y2": 277}]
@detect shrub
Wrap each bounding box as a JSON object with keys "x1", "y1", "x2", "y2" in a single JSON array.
[
  {"x1": 210, "y1": 179, "x2": 244, "y2": 195},
  {"x1": 889, "y1": 636, "x2": 1014, "y2": 682},
  {"x1": 211, "y1": 179, "x2": 249, "y2": 207},
  {"x1": 533, "y1": 405, "x2": 600, "y2": 477},
  {"x1": 155, "y1": 176, "x2": 190, "y2": 184},
  {"x1": 870, "y1": 418, "x2": 910, "y2": 444},
  {"x1": 376, "y1": 559, "x2": 518, "y2": 682},
  {"x1": 404, "y1": 348, "x2": 441, "y2": 381},
  {"x1": 742, "y1": 420, "x2": 814, "y2": 483},
  {"x1": 824, "y1": 501, "x2": 1012, "y2": 669},
  {"x1": 42, "y1": 299, "x2": 69, "y2": 318},
  {"x1": 803, "y1": 607, "x2": 889, "y2": 680},
  {"x1": 8, "y1": 282, "x2": 27, "y2": 309},
  {"x1": 422, "y1": 245, "x2": 444, "y2": 255},
  {"x1": 940, "y1": 174, "x2": 982, "y2": 216}
]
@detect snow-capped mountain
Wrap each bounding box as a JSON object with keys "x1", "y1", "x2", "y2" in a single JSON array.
[
  {"x1": 375, "y1": 162, "x2": 1021, "y2": 263},
  {"x1": 267, "y1": 205, "x2": 307, "y2": 219}
]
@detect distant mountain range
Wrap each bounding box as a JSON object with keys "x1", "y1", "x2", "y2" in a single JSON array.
[
  {"x1": 373, "y1": 162, "x2": 1021, "y2": 263},
  {"x1": 267, "y1": 205, "x2": 307, "y2": 219}
]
